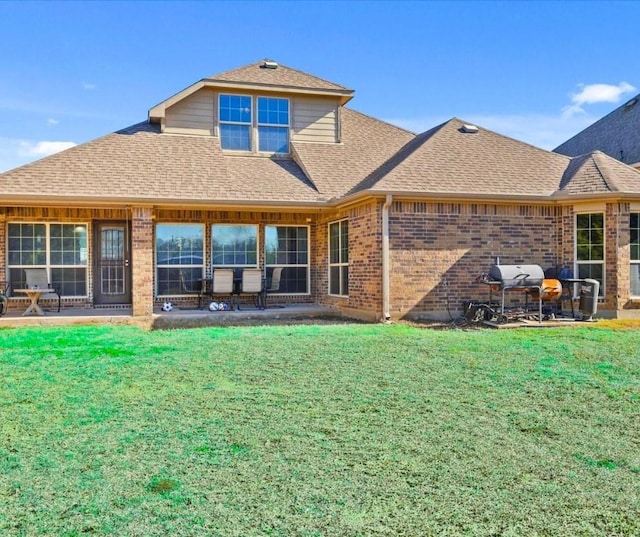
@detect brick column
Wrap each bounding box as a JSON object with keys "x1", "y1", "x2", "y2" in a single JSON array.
[
  {"x1": 131, "y1": 206, "x2": 154, "y2": 317},
  {"x1": 0, "y1": 212, "x2": 6, "y2": 282},
  {"x1": 607, "y1": 202, "x2": 630, "y2": 312}
]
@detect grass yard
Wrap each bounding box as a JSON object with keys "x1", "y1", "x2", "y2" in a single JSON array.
[{"x1": 0, "y1": 323, "x2": 639, "y2": 536}]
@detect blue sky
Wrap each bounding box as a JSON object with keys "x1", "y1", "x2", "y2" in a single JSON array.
[{"x1": 1, "y1": 0, "x2": 638, "y2": 173}]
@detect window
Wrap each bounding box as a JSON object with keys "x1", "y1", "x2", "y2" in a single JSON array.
[
  {"x1": 212, "y1": 224, "x2": 258, "y2": 267},
  {"x1": 265, "y1": 226, "x2": 309, "y2": 293},
  {"x1": 218, "y1": 94, "x2": 290, "y2": 154},
  {"x1": 7, "y1": 222, "x2": 88, "y2": 296},
  {"x1": 219, "y1": 94, "x2": 252, "y2": 151},
  {"x1": 156, "y1": 224, "x2": 204, "y2": 296},
  {"x1": 575, "y1": 213, "x2": 604, "y2": 296},
  {"x1": 257, "y1": 97, "x2": 289, "y2": 153},
  {"x1": 328, "y1": 220, "x2": 348, "y2": 297},
  {"x1": 631, "y1": 213, "x2": 640, "y2": 296}
]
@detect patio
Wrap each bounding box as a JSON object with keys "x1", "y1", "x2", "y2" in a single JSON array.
[{"x1": 0, "y1": 303, "x2": 340, "y2": 330}]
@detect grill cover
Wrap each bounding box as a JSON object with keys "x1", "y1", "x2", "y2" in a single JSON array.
[{"x1": 488, "y1": 264, "x2": 544, "y2": 288}]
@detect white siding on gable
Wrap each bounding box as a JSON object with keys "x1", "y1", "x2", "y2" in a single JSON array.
[
  {"x1": 292, "y1": 97, "x2": 338, "y2": 143},
  {"x1": 164, "y1": 89, "x2": 215, "y2": 135}
]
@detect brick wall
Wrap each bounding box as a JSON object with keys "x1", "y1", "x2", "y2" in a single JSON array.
[
  {"x1": 315, "y1": 201, "x2": 382, "y2": 320},
  {"x1": 131, "y1": 206, "x2": 154, "y2": 316},
  {"x1": 607, "y1": 203, "x2": 632, "y2": 311},
  {"x1": 388, "y1": 202, "x2": 560, "y2": 320}
]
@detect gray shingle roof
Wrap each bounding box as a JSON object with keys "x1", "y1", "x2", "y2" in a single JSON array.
[
  {"x1": 291, "y1": 108, "x2": 415, "y2": 199},
  {"x1": 353, "y1": 118, "x2": 571, "y2": 197},
  {"x1": 0, "y1": 122, "x2": 322, "y2": 206},
  {"x1": 556, "y1": 150, "x2": 640, "y2": 196},
  {"x1": 209, "y1": 59, "x2": 353, "y2": 93},
  {"x1": 554, "y1": 95, "x2": 640, "y2": 166}
]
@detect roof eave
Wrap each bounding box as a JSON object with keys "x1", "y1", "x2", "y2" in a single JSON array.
[
  {"x1": 329, "y1": 189, "x2": 561, "y2": 207},
  {"x1": 0, "y1": 194, "x2": 330, "y2": 210},
  {"x1": 203, "y1": 79, "x2": 354, "y2": 104},
  {"x1": 148, "y1": 78, "x2": 354, "y2": 122}
]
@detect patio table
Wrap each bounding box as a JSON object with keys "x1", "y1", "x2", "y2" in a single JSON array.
[{"x1": 14, "y1": 288, "x2": 56, "y2": 316}]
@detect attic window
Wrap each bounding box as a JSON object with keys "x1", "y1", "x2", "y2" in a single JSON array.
[
  {"x1": 261, "y1": 60, "x2": 278, "y2": 69},
  {"x1": 460, "y1": 124, "x2": 479, "y2": 134}
]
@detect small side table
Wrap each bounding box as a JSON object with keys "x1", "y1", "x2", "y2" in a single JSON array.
[{"x1": 14, "y1": 288, "x2": 56, "y2": 316}]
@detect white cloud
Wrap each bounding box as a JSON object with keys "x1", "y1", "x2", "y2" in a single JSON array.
[
  {"x1": 562, "y1": 82, "x2": 636, "y2": 117},
  {"x1": 19, "y1": 140, "x2": 76, "y2": 157},
  {"x1": 47, "y1": 118, "x2": 59, "y2": 125},
  {"x1": 82, "y1": 82, "x2": 97, "y2": 90},
  {"x1": 0, "y1": 138, "x2": 77, "y2": 173}
]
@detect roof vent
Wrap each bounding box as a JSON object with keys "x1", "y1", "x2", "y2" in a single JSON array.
[
  {"x1": 460, "y1": 124, "x2": 479, "y2": 134},
  {"x1": 625, "y1": 98, "x2": 638, "y2": 108},
  {"x1": 261, "y1": 60, "x2": 279, "y2": 69}
]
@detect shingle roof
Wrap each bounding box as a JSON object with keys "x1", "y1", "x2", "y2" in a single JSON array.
[
  {"x1": 291, "y1": 108, "x2": 415, "y2": 199},
  {"x1": 554, "y1": 95, "x2": 640, "y2": 165},
  {"x1": 556, "y1": 150, "x2": 640, "y2": 196},
  {"x1": 353, "y1": 118, "x2": 571, "y2": 197},
  {"x1": 0, "y1": 122, "x2": 322, "y2": 206},
  {"x1": 209, "y1": 59, "x2": 353, "y2": 93}
]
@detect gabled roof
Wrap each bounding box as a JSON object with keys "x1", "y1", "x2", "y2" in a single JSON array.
[
  {"x1": 0, "y1": 122, "x2": 322, "y2": 207},
  {"x1": 556, "y1": 150, "x2": 640, "y2": 196},
  {"x1": 210, "y1": 59, "x2": 352, "y2": 93},
  {"x1": 351, "y1": 118, "x2": 571, "y2": 198},
  {"x1": 149, "y1": 59, "x2": 354, "y2": 121},
  {"x1": 554, "y1": 94, "x2": 640, "y2": 166}
]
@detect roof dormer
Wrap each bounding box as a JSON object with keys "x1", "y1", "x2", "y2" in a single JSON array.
[{"x1": 148, "y1": 60, "x2": 354, "y2": 149}]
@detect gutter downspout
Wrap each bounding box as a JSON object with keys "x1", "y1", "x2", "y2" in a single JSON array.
[{"x1": 382, "y1": 194, "x2": 392, "y2": 321}]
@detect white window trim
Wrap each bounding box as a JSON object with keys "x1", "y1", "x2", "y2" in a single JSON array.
[
  {"x1": 574, "y1": 212, "x2": 605, "y2": 298},
  {"x1": 256, "y1": 96, "x2": 291, "y2": 155},
  {"x1": 328, "y1": 219, "x2": 348, "y2": 298},
  {"x1": 155, "y1": 223, "x2": 205, "y2": 298},
  {"x1": 630, "y1": 212, "x2": 640, "y2": 298},
  {"x1": 218, "y1": 94, "x2": 290, "y2": 156},
  {"x1": 218, "y1": 93, "x2": 253, "y2": 152},
  {"x1": 6, "y1": 221, "x2": 89, "y2": 298},
  {"x1": 211, "y1": 224, "x2": 259, "y2": 268},
  {"x1": 264, "y1": 224, "x2": 310, "y2": 296}
]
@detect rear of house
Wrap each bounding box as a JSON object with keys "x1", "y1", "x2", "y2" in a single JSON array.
[{"x1": 2, "y1": 60, "x2": 640, "y2": 321}]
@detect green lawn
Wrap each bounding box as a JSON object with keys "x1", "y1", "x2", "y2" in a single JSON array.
[{"x1": 0, "y1": 323, "x2": 639, "y2": 536}]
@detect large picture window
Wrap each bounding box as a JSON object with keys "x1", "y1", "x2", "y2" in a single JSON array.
[
  {"x1": 575, "y1": 213, "x2": 604, "y2": 296},
  {"x1": 631, "y1": 213, "x2": 640, "y2": 296},
  {"x1": 156, "y1": 223, "x2": 204, "y2": 296},
  {"x1": 7, "y1": 222, "x2": 88, "y2": 296},
  {"x1": 265, "y1": 226, "x2": 309, "y2": 294},
  {"x1": 212, "y1": 224, "x2": 258, "y2": 267},
  {"x1": 219, "y1": 94, "x2": 252, "y2": 151},
  {"x1": 328, "y1": 219, "x2": 348, "y2": 297}
]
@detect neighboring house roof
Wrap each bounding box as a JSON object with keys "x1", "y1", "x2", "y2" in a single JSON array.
[
  {"x1": 0, "y1": 122, "x2": 322, "y2": 207},
  {"x1": 352, "y1": 118, "x2": 571, "y2": 198},
  {"x1": 554, "y1": 95, "x2": 640, "y2": 166},
  {"x1": 291, "y1": 108, "x2": 416, "y2": 199},
  {"x1": 557, "y1": 150, "x2": 640, "y2": 196}
]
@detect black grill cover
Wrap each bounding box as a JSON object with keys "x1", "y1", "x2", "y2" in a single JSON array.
[{"x1": 488, "y1": 264, "x2": 544, "y2": 288}]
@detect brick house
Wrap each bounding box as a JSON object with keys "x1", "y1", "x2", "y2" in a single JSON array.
[{"x1": 2, "y1": 59, "x2": 640, "y2": 320}]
